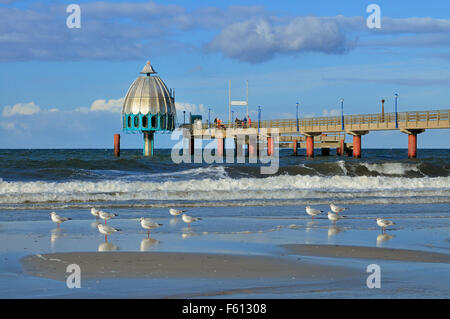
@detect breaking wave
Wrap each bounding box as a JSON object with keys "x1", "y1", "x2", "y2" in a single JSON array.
[{"x1": 1, "y1": 174, "x2": 449, "y2": 207}]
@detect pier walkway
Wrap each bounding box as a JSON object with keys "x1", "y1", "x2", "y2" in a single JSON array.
[{"x1": 185, "y1": 109, "x2": 450, "y2": 158}]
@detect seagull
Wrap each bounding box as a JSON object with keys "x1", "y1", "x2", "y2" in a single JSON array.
[
  {"x1": 182, "y1": 214, "x2": 201, "y2": 227},
  {"x1": 90, "y1": 207, "x2": 100, "y2": 219},
  {"x1": 99, "y1": 211, "x2": 118, "y2": 224},
  {"x1": 376, "y1": 218, "x2": 395, "y2": 233},
  {"x1": 97, "y1": 224, "x2": 121, "y2": 241},
  {"x1": 327, "y1": 211, "x2": 345, "y2": 224},
  {"x1": 169, "y1": 208, "x2": 186, "y2": 217},
  {"x1": 330, "y1": 203, "x2": 347, "y2": 214},
  {"x1": 305, "y1": 206, "x2": 322, "y2": 219},
  {"x1": 140, "y1": 217, "x2": 163, "y2": 237},
  {"x1": 50, "y1": 212, "x2": 71, "y2": 227}
]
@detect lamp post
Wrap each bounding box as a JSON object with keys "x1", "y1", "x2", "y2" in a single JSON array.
[
  {"x1": 208, "y1": 107, "x2": 211, "y2": 129},
  {"x1": 340, "y1": 98, "x2": 344, "y2": 131},
  {"x1": 296, "y1": 102, "x2": 299, "y2": 132},
  {"x1": 231, "y1": 111, "x2": 235, "y2": 127},
  {"x1": 394, "y1": 93, "x2": 399, "y2": 129},
  {"x1": 258, "y1": 106, "x2": 261, "y2": 134},
  {"x1": 183, "y1": 110, "x2": 186, "y2": 125}
]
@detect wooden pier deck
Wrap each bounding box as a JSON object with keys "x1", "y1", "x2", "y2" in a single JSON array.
[{"x1": 185, "y1": 109, "x2": 450, "y2": 158}]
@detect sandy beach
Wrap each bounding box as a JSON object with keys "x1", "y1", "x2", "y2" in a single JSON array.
[
  {"x1": 1, "y1": 201, "x2": 450, "y2": 298},
  {"x1": 21, "y1": 251, "x2": 355, "y2": 281},
  {"x1": 282, "y1": 244, "x2": 450, "y2": 263}
]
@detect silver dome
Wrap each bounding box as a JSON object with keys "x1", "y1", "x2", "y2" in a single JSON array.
[{"x1": 122, "y1": 61, "x2": 176, "y2": 116}]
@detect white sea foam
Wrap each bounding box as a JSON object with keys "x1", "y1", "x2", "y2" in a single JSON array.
[
  {"x1": 0, "y1": 175, "x2": 449, "y2": 204},
  {"x1": 361, "y1": 162, "x2": 421, "y2": 175}
]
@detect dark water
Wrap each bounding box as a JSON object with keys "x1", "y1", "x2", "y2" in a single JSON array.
[{"x1": 0, "y1": 149, "x2": 449, "y2": 211}]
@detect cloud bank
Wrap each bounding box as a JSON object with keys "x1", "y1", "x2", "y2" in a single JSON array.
[{"x1": 0, "y1": 2, "x2": 450, "y2": 63}]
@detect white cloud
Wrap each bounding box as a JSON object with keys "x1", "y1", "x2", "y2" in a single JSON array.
[
  {"x1": 175, "y1": 102, "x2": 205, "y2": 114},
  {"x1": 322, "y1": 109, "x2": 340, "y2": 117},
  {"x1": 90, "y1": 97, "x2": 124, "y2": 113},
  {"x1": 2, "y1": 102, "x2": 40, "y2": 117},
  {"x1": 207, "y1": 16, "x2": 351, "y2": 63}
]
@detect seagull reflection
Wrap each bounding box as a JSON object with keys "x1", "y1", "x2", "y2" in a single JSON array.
[
  {"x1": 376, "y1": 233, "x2": 395, "y2": 247},
  {"x1": 181, "y1": 227, "x2": 199, "y2": 239},
  {"x1": 140, "y1": 237, "x2": 160, "y2": 251},
  {"x1": 328, "y1": 225, "x2": 343, "y2": 238},
  {"x1": 305, "y1": 220, "x2": 317, "y2": 232},
  {"x1": 169, "y1": 217, "x2": 180, "y2": 226},
  {"x1": 91, "y1": 221, "x2": 101, "y2": 229},
  {"x1": 98, "y1": 242, "x2": 119, "y2": 252},
  {"x1": 50, "y1": 227, "x2": 64, "y2": 248}
]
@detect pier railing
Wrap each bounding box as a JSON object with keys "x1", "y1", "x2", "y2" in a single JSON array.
[{"x1": 186, "y1": 109, "x2": 450, "y2": 133}]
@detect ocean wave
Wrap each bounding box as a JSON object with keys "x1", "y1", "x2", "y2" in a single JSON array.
[
  {"x1": 1, "y1": 175, "x2": 449, "y2": 205},
  {"x1": 360, "y1": 162, "x2": 421, "y2": 176}
]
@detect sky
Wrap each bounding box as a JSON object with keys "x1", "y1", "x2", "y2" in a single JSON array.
[{"x1": 0, "y1": 0, "x2": 449, "y2": 149}]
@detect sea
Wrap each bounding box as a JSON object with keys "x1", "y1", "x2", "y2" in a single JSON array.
[
  {"x1": 0, "y1": 148, "x2": 449, "y2": 215},
  {"x1": 0, "y1": 148, "x2": 449, "y2": 298}
]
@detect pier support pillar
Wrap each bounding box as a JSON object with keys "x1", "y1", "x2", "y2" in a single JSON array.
[
  {"x1": 337, "y1": 139, "x2": 344, "y2": 156},
  {"x1": 321, "y1": 148, "x2": 330, "y2": 156},
  {"x1": 347, "y1": 131, "x2": 368, "y2": 159},
  {"x1": 143, "y1": 131, "x2": 154, "y2": 156},
  {"x1": 306, "y1": 136, "x2": 314, "y2": 158},
  {"x1": 114, "y1": 134, "x2": 120, "y2": 157},
  {"x1": 401, "y1": 129, "x2": 424, "y2": 159},
  {"x1": 216, "y1": 138, "x2": 224, "y2": 157},
  {"x1": 248, "y1": 142, "x2": 256, "y2": 157},
  {"x1": 408, "y1": 134, "x2": 417, "y2": 159},
  {"x1": 353, "y1": 135, "x2": 361, "y2": 158},
  {"x1": 293, "y1": 139, "x2": 298, "y2": 156},
  {"x1": 267, "y1": 137, "x2": 274, "y2": 156},
  {"x1": 235, "y1": 137, "x2": 243, "y2": 157},
  {"x1": 189, "y1": 136, "x2": 195, "y2": 156}
]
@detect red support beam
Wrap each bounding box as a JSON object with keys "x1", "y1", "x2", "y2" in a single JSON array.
[
  {"x1": 353, "y1": 135, "x2": 361, "y2": 158},
  {"x1": 293, "y1": 139, "x2": 298, "y2": 156},
  {"x1": 114, "y1": 134, "x2": 120, "y2": 157},
  {"x1": 216, "y1": 138, "x2": 224, "y2": 157},
  {"x1": 248, "y1": 142, "x2": 256, "y2": 157},
  {"x1": 408, "y1": 133, "x2": 417, "y2": 159},
  {"x1": 306, "y1": 136, "x2": 314, "y2": 158},
  {"x1": 267, "y1": 137, "x2": 274, "y2": 156}
]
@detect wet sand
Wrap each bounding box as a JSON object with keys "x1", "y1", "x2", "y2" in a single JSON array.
[
  {"x1": 282, "y1": 244, "x2": 450, "y2": 263},
  {"x1": 21, "y1": 251, "x2": 354, "y2": 281}
]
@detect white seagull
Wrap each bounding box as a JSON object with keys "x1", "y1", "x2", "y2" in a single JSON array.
[
  {"x1": 169, "y1": 208, "x2": 186, "y2": 217},
  {"x1": 182, "y1": 214, "x2": 202, "y2": 227},
  {"x1": 376, "y1": 218, "x2": 395, "y2": 233},
  {"x1": 50, "y1": 212, "x2": 71, "y2": 227},
  {"x1": 328, "y1": 211, "x2": 345, "y2": 224},
  {"x1": 305, "y1": 206, "x2": 322, "y2": 219},
  {"x1": 140, "y1": 217, "x2": 163, "y2": 237},
  {"x1": 99, "y1": 211, "x2": 118, "y2": 224},
  {"x1": 90, "y1": 207, "x2": 100, "y2": 219},
  {"x1": 97, "y1": 224, "x2": 121, "y2": 241},
  {"x1": 330, "y1": 203, "x2": 347, "y2": 214}
]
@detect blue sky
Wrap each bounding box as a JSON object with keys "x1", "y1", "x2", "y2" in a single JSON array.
[{"x1": 0, "y1": 0, "x2": 449, "y2": 149}]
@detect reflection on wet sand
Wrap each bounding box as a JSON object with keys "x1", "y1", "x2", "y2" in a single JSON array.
[
  {"x1": 169, "y1": 217, "x2": 180, "y2": 226},
  {"x1": 140, "y1": 237, "x2": 160, "y2": 251},
  {"x1": 328, "y1": 225, "x2": 343, "y2": 238},
  {"x1": 98, "y1": 242, "x2": 119, "y2": 252},
  {"x1": 91, "y1": 221, "x2": 101, "y2": 229},
  {"x1": 376, "y1": 233, "x2": 395, "y2": 247},
  {"x1": 181, "y1": 227, "x2": 200, "y2": 239},
  {"x1": 50, "y1": 227, "x2": 64, "y2": 248},
  {"x1": 305, "y1": 220, "x2": 317, "y2": 232}
]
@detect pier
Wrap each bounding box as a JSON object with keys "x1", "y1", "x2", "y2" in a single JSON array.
[{"x1": 186, "y1": 109, "x2": 450, "y2": 158}]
